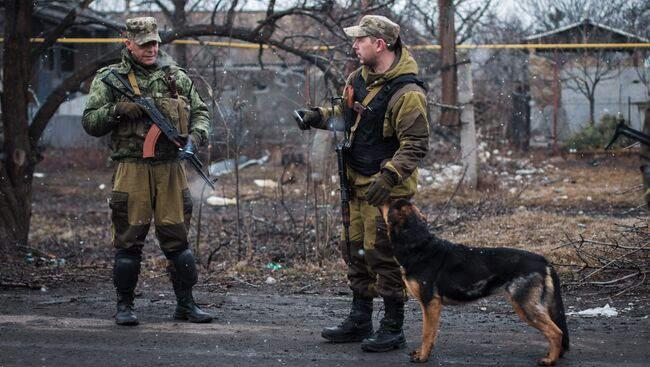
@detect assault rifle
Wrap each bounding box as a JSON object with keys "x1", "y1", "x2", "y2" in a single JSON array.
[
  {"x1": 101, "y1": 69, "x2": 215, "y2": 190},
  {"x1": 332, "y1": 93, "x2": 355, "y2": 266},
  {"x1": 605, "y1": 117, "x2": 650, "y2": 150}
]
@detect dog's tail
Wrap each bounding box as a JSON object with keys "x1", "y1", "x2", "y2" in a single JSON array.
[{"x1": 550, "y1": 267, "x2": 570, "y2": 354}]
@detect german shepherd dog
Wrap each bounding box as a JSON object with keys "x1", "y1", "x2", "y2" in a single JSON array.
[{"x1": 381, "y1": 199, "x2": 569, "y2": 365}]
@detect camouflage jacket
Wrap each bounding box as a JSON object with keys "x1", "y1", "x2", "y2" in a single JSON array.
[
  {"x1": 315, "y1": 46, "x2": 429, "y2": 197},
  {"x1": 82, "y1": 48, "x2": 211, "y2": 162}
]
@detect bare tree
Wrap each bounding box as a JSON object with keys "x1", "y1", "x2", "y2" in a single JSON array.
[
  {"x1": 561, "y1": 50, "x2": 626, "y2": 125},
  {"x1": 516, "y1": 0, "x2": 645, "y2": 127},
  {"x1": 397, "y1": 0, "x2": 493, "y2": 126},
  {"x1": 1, "y1": 0, "x2": 94, "y2": 249}
]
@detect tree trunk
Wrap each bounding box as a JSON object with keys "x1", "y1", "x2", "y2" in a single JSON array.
[
  {"x1": 173, "y1": 0, "x2": 188, "y2": 66},
  {"x1": 589, "y1": 95, "x2": 596, "y2": 125},
  {"x1": 438, "y1": 0, "x2": 458, "y2": 126},
  {"x1": 1, "y1": 0, "x2": 35, "y2": 249},
  {"x1": 509, "y1": 85, "x2": 530, "y2": 151}
]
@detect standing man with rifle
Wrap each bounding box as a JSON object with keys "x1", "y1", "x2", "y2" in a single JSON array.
[
  {"x1": 82, "y1": 17, "x2": 213, "y2": 326},
  {"x1": 294, "y1": 15, "x2": 429, "y2": 352}
]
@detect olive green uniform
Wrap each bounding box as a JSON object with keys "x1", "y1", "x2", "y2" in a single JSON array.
[
  {"x1": 314, "y1": 46, "x2": 429, "y2": 301},
  {"x1": 82, "y1": 48, "x2": 210, "y2": 253}
]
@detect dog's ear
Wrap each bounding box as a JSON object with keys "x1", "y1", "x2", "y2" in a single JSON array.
[
  {"x1": 387, "y1": 200, "x2": 427, "y2": 230},
  {"x1": 387, "y1": 200, "x2": 412, "y2": 228},
  {"x1": 412, "y1": 204, "x2": 426, "y2": 222}
]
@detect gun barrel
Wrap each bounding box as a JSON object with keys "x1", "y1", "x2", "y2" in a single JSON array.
[
  {"x1": 606, "y1": 121, "x2": 650, "y2": 149},
  {"x1": 188, "y1": 156, "x2": 216, "y2": 190},
  {"x1": 620, "y1": 128, "x2": 650, "y2": 147},
  {"x1": 605, "y1": 130, "x2": 621, "y2": 150},
  {"x1": 292, "y1": 110, "x2": 304, "y2": 125}
]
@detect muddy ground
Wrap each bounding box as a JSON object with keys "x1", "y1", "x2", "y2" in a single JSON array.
[
  {"x1": 1, "y1": 147, "x2": 649, "y2": 366},
  {"x1": 1, "y1": 282, "x2": 648, "y2": 367}
]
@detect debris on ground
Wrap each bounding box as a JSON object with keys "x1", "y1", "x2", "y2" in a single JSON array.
[{"x1": 567, "y1": 304, "x2": 619, "y2": 317}]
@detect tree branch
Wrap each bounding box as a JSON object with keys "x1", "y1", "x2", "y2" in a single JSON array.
[
  {"x1": 28, "y1": 48, "x2": 121, "y2": 149},
  {"x1": 30, "y1": 0, "x2": 94, "y2": 65}
]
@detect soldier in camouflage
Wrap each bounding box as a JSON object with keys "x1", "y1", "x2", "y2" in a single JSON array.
[
  {"x1": 82, "y1": 17, "x2": 212, "y2": 326},
  {"x1": 294, "y1": 15, "x2": 429, "y2": 352}
]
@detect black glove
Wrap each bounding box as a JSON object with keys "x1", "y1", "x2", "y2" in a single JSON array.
[
  {"x1": 293, "y1": 108, "x2": 322, "y2": 130},
  {"x1": 114, "y1": 102, "x2": 147, "y2": 120},
  {"x1": 365, "y1": 170, "x2": 398, "y2": 206},
  {"x1": 180, "y1": 134, "x2": 197, "y2": 160}
]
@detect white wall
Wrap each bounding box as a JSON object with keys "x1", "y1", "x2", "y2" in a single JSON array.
[{"x1": 559, "y1": 67, "x2": 649, "y2": 138}]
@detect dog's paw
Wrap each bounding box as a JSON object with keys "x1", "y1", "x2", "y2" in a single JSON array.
[
  {"x1": 409, "y1": 349, "x2": 429, "y2": 363},
  {"x1": 537, "y1": 357, "x2": 557, "y2": 366}
]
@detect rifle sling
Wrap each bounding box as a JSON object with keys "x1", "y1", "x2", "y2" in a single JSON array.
[{"x1": 127, "y1": 70, "x2": 142, "y2": 97}]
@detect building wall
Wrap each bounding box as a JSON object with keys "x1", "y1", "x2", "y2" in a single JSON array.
[
  {"x1": 40, "y1": 94, "x2": 102, "y2": 148},
  {"x1": 560, "y1": 67, "x2": 648, "y2": 136},
  {"x1": 528, "y1": 54, "x2": 650, "y2": 146}
]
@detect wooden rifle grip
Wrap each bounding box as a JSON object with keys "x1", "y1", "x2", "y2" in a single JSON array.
[{"x1": 344, "y1": 85, "x2": 354, "y2": 108}]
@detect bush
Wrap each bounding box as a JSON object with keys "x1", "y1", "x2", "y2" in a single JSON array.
[{"x1": 560, "y1": 114, "x2": 634, "y2": 152}]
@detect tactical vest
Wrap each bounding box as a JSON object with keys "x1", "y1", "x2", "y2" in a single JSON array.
[
  {"x1": 112, "y1": 68, "x2": 189, "y2": 161},
  {"x1": 346, "y1": 73, "x2": 425, "y2": 176}
]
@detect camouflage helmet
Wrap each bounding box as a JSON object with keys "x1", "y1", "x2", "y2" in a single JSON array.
[
  {"x1": 343, "y1": 15, "x2": 400, "y2": 47},
  {"x1": 125, "y1": 17, "x2": 162, "y2": 45}
]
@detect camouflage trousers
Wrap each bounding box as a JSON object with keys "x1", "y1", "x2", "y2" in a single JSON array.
[
  {"x1": 340, "y1": 193, "x2": 407, "y2": 302},
  {"x1": 109, "y1": 161, "x2": 193, "y2": 254}
]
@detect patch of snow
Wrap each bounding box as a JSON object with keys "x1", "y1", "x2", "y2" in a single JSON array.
[{"x1": 567, "y1": 304, "x2": 618, "y2": 317}]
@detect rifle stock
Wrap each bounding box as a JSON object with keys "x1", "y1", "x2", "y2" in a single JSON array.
[
  {"x1": 606, "y1": 119, "x2": 650, "y2": 150},
  {"x1": 101, "y1": 70, "x2": 216, "y2": 190}
]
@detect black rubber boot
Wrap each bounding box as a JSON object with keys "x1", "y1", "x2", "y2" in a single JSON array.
[
  {"x1": 321, "y1": 292, "x2": 373, "y2": 342},
  {"x1": 115, "y1": 292, "x2": 139, "y2": 326},
  {"x1": 168, "y1": 248, "x2": 213, "y2": 323},
  {"x1": 361, "y1": 298, "x2": 406, "y2": 352},
  {"x1": 173, "y1": 287, "x2": 213, "y2": 323},
  {"x1": 113, "y1": 249, "x2": 141, "y2": 326}
]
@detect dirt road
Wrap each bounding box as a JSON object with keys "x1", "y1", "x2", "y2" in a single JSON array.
[{"x1": 1, "y1": 282, "x2": 648, "y2": 367}]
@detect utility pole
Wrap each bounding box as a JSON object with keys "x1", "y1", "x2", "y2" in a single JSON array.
[
  {"x1": 438, "y1": 0, "x2": 458, "y2": 126},
  {"x1": 457, "y1": 50, "x2": 478, "y2": 188}
]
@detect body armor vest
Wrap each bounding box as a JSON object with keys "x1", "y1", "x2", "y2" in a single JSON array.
[{"x1": 346, "y1": 73, "x2": 425, "y2": 176}]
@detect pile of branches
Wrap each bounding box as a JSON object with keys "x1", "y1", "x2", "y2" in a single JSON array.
[{"x1": 556, "y1": 220, "x2": 649, "y2": 298}]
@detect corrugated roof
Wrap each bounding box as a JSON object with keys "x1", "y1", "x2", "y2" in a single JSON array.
[
  {"x1": 525, "y1": 19, "x2": 649, "y2": 43},
  {"x1": 34, "y1": 1, "x2": 123, "y2": 32}
]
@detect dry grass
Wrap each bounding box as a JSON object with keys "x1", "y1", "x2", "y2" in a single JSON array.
[
  {"x1": 516, "y1": 163, "x2": 642, "y2": 208},
  {"x1": 437, "y1": 209, "x2": 644, "y2": 271}
]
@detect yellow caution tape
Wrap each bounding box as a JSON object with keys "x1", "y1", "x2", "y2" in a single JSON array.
[{"x1": 1, "y1": 37, "x2": 648, "y2": 50}]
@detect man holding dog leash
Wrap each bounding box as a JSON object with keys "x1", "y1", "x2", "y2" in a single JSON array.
[{"x1": 294, "y1": 15, "x2": 429, "y2": 352}]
